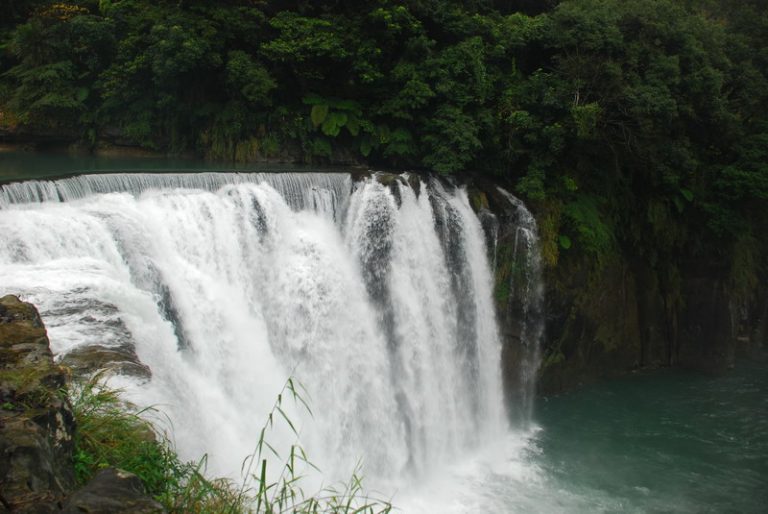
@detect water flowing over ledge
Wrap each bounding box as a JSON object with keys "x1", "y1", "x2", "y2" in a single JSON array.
[
  {"x1": 0, "y1": 171, "x2": 544, "y2": 505},
  {"x1": 0, "y1": 172, "x2": 352, "y2": 214}
]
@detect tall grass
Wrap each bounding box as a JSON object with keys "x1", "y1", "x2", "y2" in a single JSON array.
[
  {"x1": 70, "y1": 377, "x2": 245, "y2": 512},
  {"x1": 69, "y1": 376, "x2": 392, "y2": 513}
]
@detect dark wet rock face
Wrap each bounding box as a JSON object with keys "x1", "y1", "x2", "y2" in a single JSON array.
[
  {"x1": 60, "y1": 468, "x2": 164, "y2": 514},
  {"x1": 0, "y1": 295, "x2": 75, "y2": 513},
  {"x1": 58, "y1": 344, "x2": 151, "y2": 381}
]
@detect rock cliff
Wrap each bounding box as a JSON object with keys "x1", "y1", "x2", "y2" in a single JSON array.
[
  {"x1": 0, "y1": 295, "x2": 163, "y2": 513},
  {"x1": 0, "y1": 295, "x2": 75, "y2": 512},
  {"x1": 464, "y1": 177, "x2": 767, "y2": 398}
]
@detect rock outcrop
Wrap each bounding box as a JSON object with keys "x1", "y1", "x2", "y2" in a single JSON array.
[
  {"x1": 59, "y1": 344, "x2": 151, "y2": 382},
  {"x1": 0, "y1": 295, "x2": 75, "y2": 513},
  {"x1": 466, "y1": 177, "x2": 766, "y2": 397},
  {"x1": 0, "y1": 295, "x2": 164, "y2": 513},
  {"x1": 60, "y1": 468, "x2": 164, "y2": 514}
]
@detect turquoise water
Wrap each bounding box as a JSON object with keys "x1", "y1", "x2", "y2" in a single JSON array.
[
  {"x1": 535, "y1": 360, "x2": 768, "y2": 513},
  {"x1": 0, "y1": 149, "x2": 323, "y2": 183},
  {"x1": 0, "y1": 150, "x2": 208, "y2": 182},
  {"x1": 399, "y1": 360, "x2": 767, "y2": 513}
]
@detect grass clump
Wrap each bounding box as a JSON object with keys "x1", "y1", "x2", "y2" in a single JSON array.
[
  {"x1": 69, "y1": 376, "x2": 392, "y2": 513},
  {"x1": 233, "y1": 378, "x2": 392, "y2": 513},
  {"x1": 70, "y1": 377, "x2": 245, "y2": 513}
]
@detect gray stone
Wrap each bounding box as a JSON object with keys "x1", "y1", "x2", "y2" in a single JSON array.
[{"x1": 61, "y1": 468, "x2": 165, "y2": 514}]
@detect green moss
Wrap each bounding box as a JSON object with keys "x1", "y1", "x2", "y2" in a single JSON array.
[
  {"x1": 469, "y1": 190, "x2": 489, "y2": 212},
  {"x1": 542, "y1": 350, "x2": 565, "y2": 369},
  {"x1": 537, "y1": 201, "x2": 562, "y2": 269},
  {"x1": 0, "y1": 364, "x2": 63, "y2": 407},
  {"x1": 234, "y1": 137, "x2": 260, "y2": 163},
  {"x1": 494, "y1": 279, "x2": 510, "y2": 306},
  {"x1": 730, "y1": 232, "x2": 760, "y2": 303},
  {"x1": 562, "y1": 195, "x2": 614, "y2": 260}
]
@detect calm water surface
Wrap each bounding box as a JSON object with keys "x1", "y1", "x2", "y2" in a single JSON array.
[
  {"x1": 0, "y1": 149, "x2": 318, "y2": 183},
  {"x1": 401, "y1": 360, "x2": 766, "y2": 513},
  {"x1": 533, "y1": 360, "x2": 768, "y2": 513}
]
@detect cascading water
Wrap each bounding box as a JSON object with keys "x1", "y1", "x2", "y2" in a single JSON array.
[
  {"x1": 495, "y1": 187, "x2": 544, "y2": 424},
  {"x1": 0, "y1": 171, "x2": 544, "y2": 502}
]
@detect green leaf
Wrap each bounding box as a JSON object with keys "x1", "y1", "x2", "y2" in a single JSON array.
[
  {"x1": 360, "y1": 138, "x2": 373, "y2": 157},
  {"x1": 329, "y1": 98, "x2": 362, "y2": 116},
  {"x1": 310, "y1": 104, "x2": 329, "y2": 127},
  {"x1": 76, "y1": 87, "x2": 89, "y2": 103},
  {"x1": 680, "y1": 188, "x2": 694, "y2": 202},
  {"x1": 378, "y1": 124, "x2": 391, "y2": 144},
  {"x1": 390, "y1": 127, "x2": 412, "y2": 142},
  {"x1": 321, "y1": 111, "x2": 347, "y2": 137},
  {"x1": 559, "y1": 234, "x2": 572, "y2": 249},
  {"x1": 563, "y1": 176, "x2": 578, "y2": 192},
  {"x1": 384, "y1": 128, "x2": 414, "y2": 157},
  {"x1": 346, "y1": 114, "x2": 360, "y2": 136},
  {"x1": 310, "y1": 137, "x2": 332, "y2": 157},
  {"x1": 302, "y1": 94, "x2": 325, "y2": 106},
  {"x1": 673, "y1": 196, "x2": 685, "y2": 213}
]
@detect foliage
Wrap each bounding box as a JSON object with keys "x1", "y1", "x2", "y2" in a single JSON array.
[
  {"x1": 69, "y1": 376, "x2": 242, "y2": 512},
  {"x1": 69, "y1": 375, "x2": 391, "y2": 513},
  {"x1": 4, "y1": 4, "x2": 115, "y2": 130}
]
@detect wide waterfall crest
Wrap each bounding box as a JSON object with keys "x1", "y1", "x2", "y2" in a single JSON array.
[
  {"x1": 0, "y1": 172, "x2": 351, "y2": 217},
  {"x1": 0, "y1": 171, "x2": 539, "y2": 493}
]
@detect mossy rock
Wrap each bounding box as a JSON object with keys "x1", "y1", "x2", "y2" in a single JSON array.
[
  {"x1": 60, "y1": 344, "x2": 151, "y2": 381},
  {"x1": 0, "y1": 295, "x2": 76, "y2": 511},
  {"x1": 468, "y1": 189, "x2": 489, "y2": 212},
  {"x1": 373, "y1": 172, "x2": 408, "y2": 188},
  {"x1": 0, "y1": 296, "x2": 67, "y2": 404},
  {"x1": 405, "y1": 172, "x2": 422, "y2": 197}
]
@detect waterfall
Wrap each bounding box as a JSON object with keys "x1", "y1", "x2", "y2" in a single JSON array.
[
  {"x1": 495, "y1": 187, "x2": 544, "y2": 424},
  {"x1": 0, "y1": 171, "x2": 517, "y2": 489}
]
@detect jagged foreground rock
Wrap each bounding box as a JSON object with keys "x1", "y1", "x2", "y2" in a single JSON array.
[
  {"x1": 60, "y1": 469, "x2": 163, "y2": 514},
  {"x1": 0, "y1": 295, "x2": 162, "y2": 513},
  {"x1": 0, "y1": 295, "x2": 74, "y2": 512}
]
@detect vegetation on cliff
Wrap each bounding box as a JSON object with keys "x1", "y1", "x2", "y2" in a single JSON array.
[{"x1": 1, "y1": 1, "x2": 766, "y2": 379}]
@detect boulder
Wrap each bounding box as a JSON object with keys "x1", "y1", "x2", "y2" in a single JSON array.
[
  {"x1": 59, "y1": 344, "x2": 151, "y2": 381},
  {"x1": 60, "y1": 468, "x2": 165, "y2": 514}
]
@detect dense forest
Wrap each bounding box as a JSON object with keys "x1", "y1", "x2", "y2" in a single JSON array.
[{"x1": 1, "y1": 0, "x2": 767, "y2": 379}]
